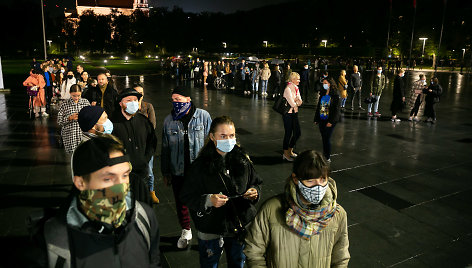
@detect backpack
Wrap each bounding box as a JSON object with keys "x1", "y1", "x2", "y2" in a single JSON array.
[{"x1": 38, "y1": 201, "x2": 151, "y2": 268}]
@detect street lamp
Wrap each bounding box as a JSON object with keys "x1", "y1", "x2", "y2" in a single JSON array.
[
  {"x1": 263, "y1": 41, "x2": 268, "y2": 47},
  {"x1": 419, "y1": 37, "x2": 428, "y2": 57},
  {"x1": 462, "y1": 48, "x2": 466, "y2": 60},
  {"x1": 125, "y1": 56, "x2": 129, "y2": 62},
  {"x1": 222, "y1": 42, "x2": 227, "y2": 48},
  {"x1": 321, "y1": 40, "x2": 327, "y2": 48}
]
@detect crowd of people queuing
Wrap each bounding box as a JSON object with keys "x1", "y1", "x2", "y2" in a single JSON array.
[{"x1": 23, "y1": 55, "x2": 444, "y2": 268}]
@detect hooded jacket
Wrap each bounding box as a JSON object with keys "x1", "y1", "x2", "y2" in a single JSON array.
[{"x1": 244, "y1": 178, "x2": 349, "y2": 268}]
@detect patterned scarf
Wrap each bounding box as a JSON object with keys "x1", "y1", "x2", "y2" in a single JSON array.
[{"x1": 285, "y1": 178, "x2": 338, "y2": 240}]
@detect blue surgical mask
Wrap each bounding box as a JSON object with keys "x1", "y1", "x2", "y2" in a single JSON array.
[
  {"x1": 297, "y1": 181, "x2": 329, "y2": 204},
  {"x1": 323, "y1": 84, "x2": 329, "y2": 90},
  {"x1": 98, "y1": 119, "x2": 114, "y2": 134},
  {"x1": 400, "y1": 73, "x2": 405, "y2": 77},
  {"x1": 125, "y1": 101, "x2": 139, "y2": 114},
  {"x1": 216, "y1": 138, "x2": 237, "y2": 153},
  {"x1": 377, "y1": 70, "x2": 382, "y2": 74}
]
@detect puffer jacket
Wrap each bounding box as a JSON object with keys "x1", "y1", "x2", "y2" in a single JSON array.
[{"x1": 244, "y1": 178, "x2": 349, "y2": 268}]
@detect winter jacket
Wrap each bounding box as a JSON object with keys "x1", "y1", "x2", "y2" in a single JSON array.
[
  {"x1": 424, "y1": 83, "x2": 443, "y2": 104},
  {"x1": 252, "y1": 67, "x2": 261, "y2": 82},
  {"x1": 337, "y1": 75, "x2": 348, "y2": 99},
  {"x1": 370, "y1": 73, "x2": 387, "y2": 96},
  {"x1": 43, "y1": 194, "x2": 161, "y2": 268},
  {"x1": 23, "y1": 74, "x2": 46, "y2": 107},
  {"x1": 390, "y1": 75, "x2": 406, "y2": 112},
  {"x1": 86, "y1": 84, "x2": 118, "y2": 117},
  {"x1": 161, "y1": 108, "x2": 212, "y2": 177},
  {"x1": 260, "y1": 68, "x2": 271, "y2": 81},
  {"x1": 244, "y1": 178, "x2": 349, "y2": 268},
  {"x1": 180, "y1": 145, "x2": 262, "y2": 235}
]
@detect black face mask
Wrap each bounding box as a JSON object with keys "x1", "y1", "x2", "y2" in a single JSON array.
[{"x1": 67, "y1": 75, "x2": 74, "y2": 79}]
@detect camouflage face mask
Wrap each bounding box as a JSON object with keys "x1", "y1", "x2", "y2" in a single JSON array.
[{"x1": 78, "y1": 183, "x2": 130, "y2": 228}]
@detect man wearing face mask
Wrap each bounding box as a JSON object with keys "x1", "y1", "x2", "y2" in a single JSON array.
[
  {"x1": 78, "y1": 106, "x2": 113, "y2": 141},
  {"x1": 41, "y1": 136, "x2": 161, "y2": 267},
  {"x1": 368, "y1": 66, "x2": 387, "y2": 117},
  {"x1": 161, "y1": 86, "x2": 212, "y2": 249},
  {"x1": 245, "y1": 150, "x2": 349, "y2": 268},
  {"x1": 111, "y1": 88, "x2": 157, "y2": 205},
  {"x1": 180, "y1": 116, "x2": 262, "y2": 267}
]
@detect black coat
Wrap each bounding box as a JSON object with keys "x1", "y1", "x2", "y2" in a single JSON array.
[
  {"x1": 180, "y1": 145, "x2": 263, "y2": 235},
  {"x1": 424, "y1": 83, "x2": 443, "y2": 104},
  {"x1": 85, "y1": 84, "x2": 118, "y2": 117},
  {"x1": 390, "y1": 75, "x2": 406, "y2": 112},
  {"x1": 111, "y1": 111, "x2": 157, "y2": 179},
  {"x1": 314, "y1": 89, "x2": 341, "y2": 125}
]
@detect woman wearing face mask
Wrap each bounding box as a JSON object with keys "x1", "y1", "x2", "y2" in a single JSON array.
[
  {"x1": 57, "y1": 84, "x2": 91, "y2": 154},
  {"x1": 314, "y1": 78, "x2": 341, "y2": 162},
  {"x1": 60, "y1": 70, "x2": 77, "y2": 101},
  {"x1": 245, "y1": 150, "x2": 350, "y2": 268},
  {"x1": 180, "y1": 116, "x2": 263, "y2": 268},
  {"x1": 390, "y1": 69, "x2": 406, "y2": 122}
]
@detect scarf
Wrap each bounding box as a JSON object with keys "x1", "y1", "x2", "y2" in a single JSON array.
[
  {"x1": 172, "y1": 101, "x2": 192, "y2": 120},
  {"x1": 285, "y1": 178, "x2": 338, "y2": 240}
]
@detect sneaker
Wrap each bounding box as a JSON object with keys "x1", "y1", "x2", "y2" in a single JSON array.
[
  {"x1": 350, "y1": 107, "x2": 354, "y2": 111},
  {"x1": 368, "y1": 112, "x2": 373, "y2": 117},
  {"x1": 177, "y1": 229, "x2": 192, "y2": 249},
  {"x1": 326, "y1": 158, "x2": 331, "y2": 163},
  {"x1": 42, "y1": 112, "x2": 49, "y2": 117},
  {"x1": 408, "y1": 117, "x2": 413, "y2": 121},
  {"x1": 413, "y1": 117, "x2": 420, "y2": 122},
  {"x1": 35, "y1": 113, "x2": 40, "y2": 118},
  {"x1": 374, "y1": 112, "x2": 381, "y2": 117},
  {"x1": 358, "y1": 106, "x2": 365, "y2": 111}
]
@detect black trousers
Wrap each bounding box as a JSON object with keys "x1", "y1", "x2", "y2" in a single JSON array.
[
  {"x1": 45, "y1": 85, "x2": 53, "y2": 112},
  {"x1": 282, "y1": 113, "x2": 301, "y2": 150},
  {"x1": 410, "y1": 95, "x2": 422, "y2": 116},
  {"x1": 424, "y1": 101, "x2": 436, "y2": 120},
  {"x1": 318, "y1": 122, "x2": 336, "y2": 160}
]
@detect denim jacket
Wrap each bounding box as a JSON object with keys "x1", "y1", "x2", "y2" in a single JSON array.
[{"x1": 161, "y1": 108, "x2": 212, "y2": 176}]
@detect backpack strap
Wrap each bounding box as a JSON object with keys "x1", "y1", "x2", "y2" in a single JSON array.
[
  {"x1": 44, "y1": 217, "x2": 70, "y2": 268},
  {"x1": 135, "y1": 201, "x2": 151, "y2": 250}
]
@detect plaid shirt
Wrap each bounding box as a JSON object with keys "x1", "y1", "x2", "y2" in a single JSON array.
[{"x1": 57, "y1": 98, "x2": 90, "y2": 153}]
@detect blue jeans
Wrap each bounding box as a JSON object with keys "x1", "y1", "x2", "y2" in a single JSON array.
[
  {"x1": 198, "y1": 237, "x2": 245, "y2": 268},
  {"x1": 261, "y1": 80, "x2": 268, "y2": 93},
  {"x1": 148, "y1": 156, "x2": 155, "y2": 191},
  {"x1": 341, "y1": 98, "x2": 347, "y2": 108},
  {"x1": 367, "y1": 95, "x2": 381, "y2": 113},
  {"x1": 252, "y1": 81, "x2": 259, "y2": 92}
]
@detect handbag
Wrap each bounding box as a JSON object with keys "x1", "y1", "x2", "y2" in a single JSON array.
[
  {"x1": 218, "y1": 173, "x2": 247, "y2": 242},
  {"x1": 272, "y1": 95, "x2": 290, "y2": 115}
]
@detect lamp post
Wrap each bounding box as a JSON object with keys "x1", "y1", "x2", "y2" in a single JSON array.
[
  {"x1": 222, "y1": 42, "x2": 227, "y2": 49},
  {"x1": 321, "y1": 40, "x2": 327, "y2": 48},
  {"x1": 40, "y1": 0, "x2": 47, "y2": 60},
  {"x1": 419, "y1": 37, "x2": 428, "y2": 57},
  {"x1": 263, "y1": 41, "x2": 268, "y2": 47},
  {"x1": 462, "y1": 48, "x2": 466, "y2": 60}
]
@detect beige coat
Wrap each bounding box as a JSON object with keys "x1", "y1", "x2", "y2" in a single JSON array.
[
  {"x1": 283, "y1": 83, "x2": 302, "y2": 113},
  {"x1": 337, "y1": 75, "x2": 348, "y2": 99},
  {"x1": 260, "y1": 68, "x2": 271, "y2": 81},
  {"x1": 245, "y1": 178, "x2": 350, "y2": 268}
]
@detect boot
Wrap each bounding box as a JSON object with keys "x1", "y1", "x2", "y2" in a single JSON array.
[{"x1": 150, "y1": 191, "x2": 160, "y2": 204}]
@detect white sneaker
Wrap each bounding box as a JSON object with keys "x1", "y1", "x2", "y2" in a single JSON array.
[
  {"x1": 42, "y1": 112, "x2": 49, "y2": 117},
  {"x1": 35, "y1": 113, "x2": 40, "y2": 118},
  {"x1": 177, "y1": 229, "x2": 192, "y2": 249}
]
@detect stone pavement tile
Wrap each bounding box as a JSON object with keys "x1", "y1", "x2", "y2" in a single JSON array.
[{"x1": 410, "y1": 239, "x2": 472, "y2": 268}]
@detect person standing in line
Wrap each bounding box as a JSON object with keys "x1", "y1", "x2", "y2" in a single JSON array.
[
  {"x1": 60, "y1": 71, "x2": 76, "y2": 102},
  {"x1": 251, "y1": 63, "x2": 261, "y2": 94},
  {"x1": 423, "y1": 77, "x2": 442, "y2": 124},
  {"x1": 180, "y1": 116, "x2": 262, "y2": 268},
  {"x1": 390, "y1": 69, "x2": 406, "y2": 122},
  {"x1": 244, "y1": 150, "x2": 350, "y2": 268},
  {"x1": 161, "y1": 86, "x2": 212, "y2": 249},
  {"x1": 337, "y1": 70, "x2": 348, "y2": 112},
  {"x1": 408, "y1": 74, "x2": 427, "y2": 122},
  {"x1": 368, "y1": 66, "x2": 387, "y2": 117},
  {"x1": 203, "y1": 61, "x2": 209, "y2": 86},
  {"x1": 78, "y1": 106, "x2": 113, "y2": 142},
  {"x1": 349, "y1": 65, "x2": 364, "y2": 111},
  {"x1": 86, "y1": 73, "x2": 119, "y2": 117},
  {"x1": 42, "y1": 65, "x2": 54, "y2": 114},
  {"x1": 260, "y1": 63, "x2": 271, "y2": 96},
  {"x1": 300, "y1": 64, "x2": 310, "y2": 102},
  {"x1": 57, "y1": 84, "x2": 90, "y2": 154},
  {"x1": 134, "y1": 83, "x2": 159, "y2": 204},
  {"x1": 271, "y1": 65, "x2": 282, "y2": 98},
  {"x1": 284, "y1": 63, "x2": 293, "y2": 83},
  {"x1": 282, "y1": 72, "x2": 303, "y2": 162},
  {"x1": 23, "y1": 69, "x2": 48, "y2": 118},
  {"x1": 314, "y1": 78, "x2": 341, "y2": 162}
]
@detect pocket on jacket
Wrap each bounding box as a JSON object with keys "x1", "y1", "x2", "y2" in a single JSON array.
[{"x1": 167, "y1": 130, "x2": 179, "y2": 144}]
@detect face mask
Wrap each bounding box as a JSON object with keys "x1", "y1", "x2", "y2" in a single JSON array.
[
  {"x1": 323, "y1": 84, "x2": 329, "y2": 90},
  {"x1": 400, "y1": 73, "x2": 405, "y2": 77},
  {"x1": 125, "y1": 101, "x2": 139, "y2": 114},
  {"x1": 67, "y1": 75, "x2": 73, "y2": 79},
  {"x1": 61, "y1": 69, "x2": 65, "y2": 73},
  {"x1": 377, "y1": 70, "x2": 382, "y2": 74},
  {"x1": 304, "y1": 66, "x2": 308, "y2": 69},
  {"x1": 97, "y1": 119, "x2": 114, "y2": 134},
  {"x1": 78, "y1": 183, "x2": 130, "y2": 228},
  {"x1": 297, "y1": 180, "x2": 329, "y2": 205},
  {"x1": 172, "y1": 101, "x2": 192, "y2": 120},
  {"x1": 48, "y1": 67, "x2": 53, "y2": 73},
  {"x1": 431, "y1": 81, "x2": 434, "y2": 85},
  {"x1": 323, "y1": 75, "x2": 327, "y2": 78},
  {"x1": 216, "y1": 138, "x2": 237, "y2": 153}
]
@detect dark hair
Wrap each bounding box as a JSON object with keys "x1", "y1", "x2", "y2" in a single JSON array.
[
  {"x1": 322, "y1": 71, "x2": 329, "y2": 76},
  {"x1": 419, "y1": 74, "x2": 425, "y2": 79},
  {"x1": 293, "y1": 150, "x2": 329, "y2": 180},
  {"x1": 198, "y1": 116, "x2": 236, "y2": 157},
  {"x1": 432, "y1": 77, "x2": 439, "y2": 84},
  {"x1": 70, "y1": 84, "x2": 82, "y2": 93},
  {"x1": 133, "y1": 82, "x2": 144, "y2": 89}
]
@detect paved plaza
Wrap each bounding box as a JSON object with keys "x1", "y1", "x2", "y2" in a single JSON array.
[{"x1": 1, "y1": 70, "x2": 471, "y2": 267}]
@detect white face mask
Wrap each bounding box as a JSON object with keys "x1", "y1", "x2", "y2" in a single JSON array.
[{"x1": 298, "y1": 181, "x2": 329, "y2": 205}]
